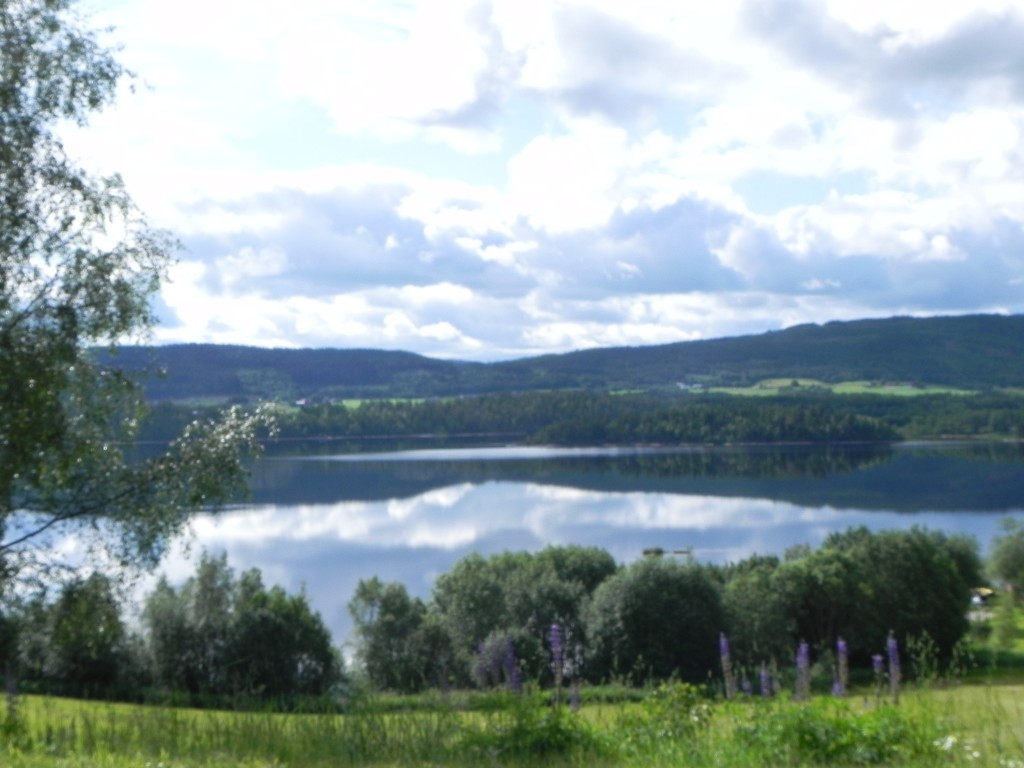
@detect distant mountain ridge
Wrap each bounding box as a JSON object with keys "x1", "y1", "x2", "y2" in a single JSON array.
[{"x1": 104, "y1": 314, "x2": 1024, "y2": 402}]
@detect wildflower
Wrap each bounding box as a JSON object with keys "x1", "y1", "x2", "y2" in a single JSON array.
[
  {"x1": 549, "y1": 623, "x2": 564, "y2": 677},
  {"x1": 719, "y1": 632, "x2": 737, "y2": 699},
  {"x1": 759, "y1": 661, "x2": 772, "y2": 698},
  {"x1": 795, "y1": 641, "x2": 811, "y2": 701},
  {"x1": 887, "y1": 631, "x2": 901, "y2": 703},
  {"x1": 504, "y1": 636, "x2": 521, "y2": 694},
  {"x1": 934, "y1": 735, "x2": 958, "y2": 752},
  {"x1": 474, "y1": 634, "x2": 511, "y2": 688},
  {"x1": 550, "y1": 622, "x2": 565, "y2": 702},
  {"x1": 834, "y1": 637, "x2": 848, "y2": 697},
  {"x1": 872, "y1": 654, "x2": 884, "y2": 676}
]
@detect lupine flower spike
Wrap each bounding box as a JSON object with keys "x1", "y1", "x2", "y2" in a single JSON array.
[
  {"x1": 719, "y1": 632, "x2": 737, "y2": 699},
  {"x1": 834, "y1": 637, "x2": 848, "y2": 697},
  {"x1": 887, "y1": 632, "x2": 901, "y2": 704},
  {"x1": 550, "y1": 623, "x2": 565, "y2": 705},
  {"x1": 504, "y1": 636, "x2": 521, "y2": 694},
  {"x1": 795, "y1": 641, "x2": 811, "y2": 701}
]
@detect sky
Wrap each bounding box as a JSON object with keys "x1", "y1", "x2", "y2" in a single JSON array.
[{"x1": 67, "y1": 0, "x2": 1024, "y2": 361}]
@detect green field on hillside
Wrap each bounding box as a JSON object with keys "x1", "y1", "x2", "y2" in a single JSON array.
[{"x1": 710, "y1": 379, "x2": 977, "y2": 397}]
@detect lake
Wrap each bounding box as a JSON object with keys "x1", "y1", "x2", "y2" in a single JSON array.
[{"x1": 156, "y1": 441, "x2": 1024, "y2": 650}]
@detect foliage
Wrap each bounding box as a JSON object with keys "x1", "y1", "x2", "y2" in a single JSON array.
[
  {"x1": 821, "y1": 527, "x2": 981, "y2": 663},
  {"x1": 722, "y1": 555, "x2": 794, "y2": 666},
  {"x1": 989, "y1": 517, "x2": 1024, "y2": 593},
  {"x1": 342, "y1": 529, "x2": 983, "y2": 695},
  {"x1": 248, "y1": 390, "x2": 900, "y2": 445},
  {"x1": 458, "y1": 692, "x2": 609, "y2": 761},
  {"x1": 348, "y1": 577, "x2": 450, "y2": 693},
  {"x1": 15, "y1": 573, "x2": 137, "y2": 699},
  {"x1": 0, "y1": 0, "x2": 268, "y2": 589},
  {"x1": 733, "y1": 698, "x2": 940, "y2": 765},
  {"x1": 140, "y1": 379, "x2": 1024, "y2": 447},
  {"x1": 990, "y1": 591, "x2": 1018, "y2": 652},
  {"x1": 719, "y1": 528, "x2": 984, "y2": 675},
  {"x1": 345, "y1": 547, "x2": 616, "y2": 694},
  {"x1": 428, "y1": 546, "x2": 615, "y2": 688},
  {"x1": 2, "y1": 527, "x2": 984, "y2": 705},
  {"x1": 584, "y1": 557, "x2": 723, "y2": 684},
  {"x1": 771, "y1": 547, "x2": 864, "y2": 654},
  {"x1": 616, "y1": 681, "x2": 711, "y2": 755},
  {"x1": 143, "y1": 552, "x2": 341, "y2": 702}
]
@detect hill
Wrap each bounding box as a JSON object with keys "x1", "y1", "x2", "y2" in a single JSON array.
[{"x1": 103, "y1": 314, "x2": 1024, "y2": 402}]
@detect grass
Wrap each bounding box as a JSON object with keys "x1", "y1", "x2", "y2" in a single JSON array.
[
  {"x1": 4, "y1": 675, "x2": 1024, "y2": 768},
  {"x1": 7, "y1": 609, "x2": 1024, "y2": 767},
  {"x1": 709, "y1": 379, "x2": 977, "y2": 397},
  {"x1": 338, "y1": 398, "x2": 426, "y2": 408}
]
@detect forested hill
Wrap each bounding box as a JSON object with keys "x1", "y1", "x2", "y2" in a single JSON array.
[{"x1": 105, "y1": 314, "x2": 1024, "y2": 401}]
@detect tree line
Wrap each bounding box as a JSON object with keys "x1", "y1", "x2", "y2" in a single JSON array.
[
  {"x1": 1, "y1": 553, "x2": 341, "y2": 706},
  {"x1": 6, "y1": 522, "x2": 1023, "y2": 704},
  {"x1": 137, "y1": 390, "x2": 1024, "y2": 448},
  {"x1": 141, "y1": 392, "x2": 909, "y2": 445},
  {"x1": 348, "y1": 527, "x2": 984, "y2": 694}
]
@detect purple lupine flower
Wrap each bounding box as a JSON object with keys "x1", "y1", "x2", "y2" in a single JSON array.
[
  {"x1": 504, "y1": 636, "x2": 521, "y2": 694},
  {"x1": 760, "y1": 662, "x2": 772, "y2": 698},
  {"x1": 741, "y1": 674, "x2": 752, "y2": 696},
  {"x1": 872, "y1": 654, "x2": 884, "y2": 677},
  {"x1": 550, "y1": 623, "x2": 565, "y2": 703},
  {"x1": 887, "y1": 632, "x2": 901, "y2": 703},
  {"x1": 795, "y1": 641, "x2": 811, "y2": 701},
  {"x1": 835, "y1": 637, "x2": 848, "y2": 697},
  {"x1": 719, "y1": 632, "x2": 737, "y2": 699},
  {"x1": 549, "y1": 623, "x2": 565, "y2": 674},
  {"x1": 474, "y1": 635, "x2": 511, "y2": 689}
]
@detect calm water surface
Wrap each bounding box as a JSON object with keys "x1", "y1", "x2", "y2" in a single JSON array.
[{"x1": 157, "y1": 442, "x2": 1024, "y2": 648}]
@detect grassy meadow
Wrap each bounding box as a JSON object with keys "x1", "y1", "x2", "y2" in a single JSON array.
[{"x1": 4, "y1": 664, "x2": 1024, "y2": 767}]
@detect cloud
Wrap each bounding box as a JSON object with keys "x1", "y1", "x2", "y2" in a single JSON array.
[
  {"x1": 742, "y1": 0, "x2": 1024, "y2": 118},
  {"x1": 66, "y1": 0, "x2": 1024, "y2": 358},
  {"x1": 544, "y1": 5, "x2": 732, "y2": 123}
]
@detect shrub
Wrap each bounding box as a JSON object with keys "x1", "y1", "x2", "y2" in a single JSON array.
[
  {"x1": 458, "y1": 692, "x2": 609, "y2": 760},
  {"x1": 585, "y1": 558, "x2": 723, "y2": 683},
  {"x1": 735, "y1": 698, "x2": 939, "y2": 765},
  {"x1": 617, "y1": 682, "x2": 712, "y2": 755}
]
